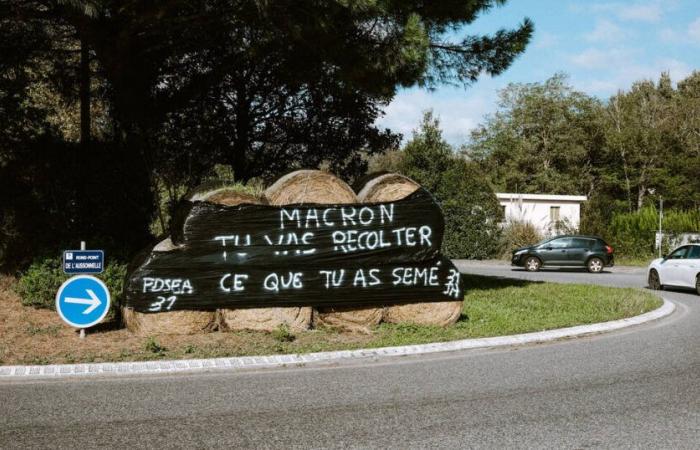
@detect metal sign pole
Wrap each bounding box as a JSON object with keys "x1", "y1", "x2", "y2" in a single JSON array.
[
  {"x1": 658, "y1": 198, "x2": 663, "y2": 258},
  {"x1": 80, "y1": 241, "x2": 86, "y2": 339}
]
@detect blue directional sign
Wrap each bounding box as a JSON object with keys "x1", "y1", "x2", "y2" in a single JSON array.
[
  {"x1": 55, "y1": 275, "x2": 111, "y2": 328},
  {"x1": 62, "y1": 250, "x2": 104, "y2": 274}
]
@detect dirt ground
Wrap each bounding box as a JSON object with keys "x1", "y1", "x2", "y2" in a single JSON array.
[{"x1": 0, "y1": 275, "x2": 375, "y2": 365}]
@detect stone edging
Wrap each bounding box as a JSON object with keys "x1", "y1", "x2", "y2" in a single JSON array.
[{"x1": 0, "y1": 298, "x2": 675, "y2": 380}]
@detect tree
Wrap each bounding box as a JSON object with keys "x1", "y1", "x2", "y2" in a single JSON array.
[
  {"x1": 32, "y1": 0, "x2": 532, "y2": 180},
  {"x1": 401, "y1": 112, "x2": 502, "y2": 259},
  {"x1": 2, "y1": 0, "x2": 532, "y2": 268},
  {"x1": 465, "y1": 73, "x2": 603, "y2": 196},
  {"x1": 602, "y1": 74, "x2": 678, "y2": 212},
  {"x1": 400, "y1": 111, "x2": 453, "y2": 192}
]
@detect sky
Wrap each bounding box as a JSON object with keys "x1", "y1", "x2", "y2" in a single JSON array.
[{"x1": 377, "y1": 0, "x2": 699, "y2": 146}]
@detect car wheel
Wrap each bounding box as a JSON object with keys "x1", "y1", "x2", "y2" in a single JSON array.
[
  {"x1": 696, "y1": 275, "x2": 700, "y2": 296},
  {"x1": 587, "y1": 257, "x2": 604, "y2": 273},
  {"x1": 648, "y1": 269, "x2": 662, "y2": 290},
  {"x1": 525, "y1": 256, "x2": 541, "y2": 272}
]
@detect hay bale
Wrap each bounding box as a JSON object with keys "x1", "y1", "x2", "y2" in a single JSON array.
[
  {"x1": 356, "y1": 172, "x2": 422, "y2": 203},
  {"x1": 357, "y1": 173, "x2": 463, "y2": 327},
  {"x1": 264, "y1": 169, "x2": 357, "y2": 205},
  {"x1": 200, "y1": 187, "x2": 313, "y2": 332},
  {"x1": 189, "y1": 187, "x2": 260, "y2": 206},
  {"x1": 381, "y1": 302, "x2": 462, "y2": 327},
  {"x1": 312, "y1": 306, "x2": 383, "y2": 334},
  {"x1": 265, "y1": 170, "x2": 382, "y2": 331},
  {"x1": 121, "y1": 235, "x2": 218, "y2": 335},
  {"x1": 122, "y1": 306, "x2": 216, "y2": 335},
  {"x1": 219, "y1": 307, "x2": 311, "y2": 332}
]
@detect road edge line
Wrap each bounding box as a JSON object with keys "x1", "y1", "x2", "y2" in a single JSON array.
[{"x1": 0, "y1": 298, "x2": 675, "y2": 379}]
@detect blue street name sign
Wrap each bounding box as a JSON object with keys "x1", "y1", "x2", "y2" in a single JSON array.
[
  {"x1": 55, "y1": 275, "x2": 111, "y2": 328},
  {"x1": 63, "y1": 250, "x2": 104, "y2": 274}
]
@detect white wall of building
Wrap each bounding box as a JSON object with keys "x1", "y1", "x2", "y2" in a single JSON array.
[{"x1": 496, "y1": 193, "x2": 587, "y2": 236}]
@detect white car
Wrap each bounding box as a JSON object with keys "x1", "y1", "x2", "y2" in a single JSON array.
[{"x1": 647, "y1": 244, "x2": 700, "y2": 294}]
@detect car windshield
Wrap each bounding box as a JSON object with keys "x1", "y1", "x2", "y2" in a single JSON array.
[{"x1": 535, "y1": 237, "x2": 555, "y2": 246}]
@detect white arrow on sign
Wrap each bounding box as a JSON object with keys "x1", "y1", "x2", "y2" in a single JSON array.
[{"x1": 65, "y1": 289, "x2": 101, "y2": 314}]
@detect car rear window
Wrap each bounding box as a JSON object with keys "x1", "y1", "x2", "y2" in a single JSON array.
[
  {"x1": 688, "y1": 246, "x2": 700, "y2": 259},
  {"x1": 571, "y1": 238, "x2": 594, "y2": 248}
]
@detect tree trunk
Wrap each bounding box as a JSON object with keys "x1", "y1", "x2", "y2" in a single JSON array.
[
  {"x1": 80, "y1": 38, "x2": 91, "y2": 147},
  {"x1": 230, "y1": 89, "x2": 252, "y2": 181}
]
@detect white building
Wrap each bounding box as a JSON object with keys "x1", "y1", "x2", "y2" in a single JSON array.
[{"x1": 496, "y1": 193, "x2": 587, "y2": 236}]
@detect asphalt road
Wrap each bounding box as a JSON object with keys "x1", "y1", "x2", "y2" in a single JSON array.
[{"x1": 2, "y1": 262, "x2": 699, "y2": 449}]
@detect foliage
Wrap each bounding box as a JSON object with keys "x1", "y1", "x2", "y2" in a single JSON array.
[
  {"x1": 271, "y1": 324, "x2": 296, "y2": 343},
  {"x1": 401, "y1": 112, "x2": 503, "y2": 259},
  {"x1": 16, "y1": 256, "x2": 127, "y2": 313},
  {"x1": 143, "y1": 337, "x2": 167, "y2": 354},
  {"x1": 499, "y1": 219, "x2": 543, "y2": 256},
  {"x1": 367, "y1": 149, "x2": 405, "y2": 174},
  {"x1": 2, "y1": 0, "x2": 532, "y2": 268},
  {"x1": 606, "y1": 207, "x2": 700, "y2": 257},
  {"x1": 465, "y1": 71, "x2": 700, "y2": 258},
  {"x1": 438, "y1": 160, "x2": 503, "y2": 259},
  {"x1": 466, "y1": 73, "x2": 603, "y2": 196}
]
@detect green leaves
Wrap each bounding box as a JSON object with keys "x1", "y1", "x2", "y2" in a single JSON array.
[{"x1": 401, "y1": 111, "x2": 502, "y2": 259}]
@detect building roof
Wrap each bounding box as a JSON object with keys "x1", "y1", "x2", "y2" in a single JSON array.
[{"x1": 496, "y1": 193, "x2": 588, "y2": 202}]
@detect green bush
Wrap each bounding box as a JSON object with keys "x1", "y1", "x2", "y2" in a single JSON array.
[
  {"x1": 436, "y1": 160, "x2": 503, "y2": 259},
  {"x1": 400, "y1": 112, "x2": 503, "y2": 259},
  {"x1": 607, "y1": 206, "x2": 700, "y2": 257},
  {"x1": 16, "y1": 256, "x2": 127, "y2": 313},
  {"x1": 499, "y1": 219, "x2": 543, "y2": 257}
]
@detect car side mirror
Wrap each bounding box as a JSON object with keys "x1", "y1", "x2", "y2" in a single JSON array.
[
  {"x1": 662, "y1": 254, "x2": 667, "y2": 260},
  {"x1": 545, "y1": 246, "x2": 552, "y2": 251}
]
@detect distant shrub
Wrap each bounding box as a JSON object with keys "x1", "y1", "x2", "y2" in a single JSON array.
[
  {"x1": 435, "y1": 160, "x2": 503, "y2": 259},
  {"x1": 144, "y1": 336, "x2": 166, "y2": 354},
  {"x1": 607, "y1": 207, "x2": 700, "y2": 257},
  {"x1": 500, "y1": 219, "x2": 543, "y2": 257},
  {"x1": 16, "y1": 256, "x2": 127, "y2": 313},
  {"x1": 272, "y1": 324, "x2": 295, "y2": 343}
]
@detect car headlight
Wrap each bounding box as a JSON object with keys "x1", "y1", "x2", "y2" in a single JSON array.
[{"x1": 514, "y1": 249, "x2": 527, "y2": 255}]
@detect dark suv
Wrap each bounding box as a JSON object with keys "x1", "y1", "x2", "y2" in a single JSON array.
[{"x1": 511, "y1": 235, "x2": 614, "y2": 273}]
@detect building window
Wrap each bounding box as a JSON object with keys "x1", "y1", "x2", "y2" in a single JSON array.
[
  {"x1": 550, "y1": 206, "x2": 561, "y2": 222},
  {"x1": 501, "y1": 205, "x2": 507, "y2": 220},
  {"x1": 550, "y1": 206, "x2": 561, "y2": 232}
]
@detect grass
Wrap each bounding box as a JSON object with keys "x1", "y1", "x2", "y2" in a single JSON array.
[
  {"x1": 615, "y1": 255, "x2": 655, "y2": 267},
  {"x1": 0, "y1": 273, "x2": 662, "y2": 366}
]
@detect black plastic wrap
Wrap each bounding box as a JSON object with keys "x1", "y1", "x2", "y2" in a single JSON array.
[{"x1": 124, "y1": 188, "x2": 464, "y2": 312}]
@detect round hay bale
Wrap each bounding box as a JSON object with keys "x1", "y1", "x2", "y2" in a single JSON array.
[
  {"x1": 266, "y1": 170, "x2": 382, "y2": 331},
  {"x1": 356, "y1": 172, "x2": 421, "y2": 203},
  {"x1": 201, "y1": 187, "x2": 313, "y2": 332},
  {"x1": 357, "y1": 173, "x2": 463, "y2": 327},
  {"x1": 219, "y1": 306, "x2": 311, "y2": 332},
  {"x1": 190, "y1": 187, "x2": 260, "y2": 206},
  {"x1": 122, "y1": 306, "x2": 216, "y2": 335},
  {"x1": 264, "y1": 169, "x2": 357, "y2": 205},
  {"x1": 312, "y1": 306, "x2": 383, "y2": 333},
  {"x1": 122, "y1": 235, "x2": 217, "y2": 335}
]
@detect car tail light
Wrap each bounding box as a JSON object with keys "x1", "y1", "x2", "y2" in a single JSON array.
[{"x1": 605, "y1": 245, "x2": 614, "y2": 254}]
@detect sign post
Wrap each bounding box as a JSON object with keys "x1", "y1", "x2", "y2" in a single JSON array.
[{"x1": 60, "y1": 242, "x2": 108, "y2": 337}]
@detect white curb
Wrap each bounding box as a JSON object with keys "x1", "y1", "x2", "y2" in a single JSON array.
[{"x1": 0, "y1": 298, "x2": 675, "y2": 380}]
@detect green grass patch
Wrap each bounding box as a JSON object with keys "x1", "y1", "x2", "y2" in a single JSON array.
[{"x1": 615, "y1": 255, "x2": 655, "y2": 267}]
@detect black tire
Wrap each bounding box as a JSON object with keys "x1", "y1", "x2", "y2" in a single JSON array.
[
  {"x1": 587, "y1": 257, "x2": 604, "y2": 273},
  {"x1": 525, "y1": 256, "x2": 541, "y2": 272},
  {"x1": 648, "y1": 269, "x2": 662, "y2": 290},
  {"x1": 695, "y1": 275, "x2": 700, "y2": 296}
]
